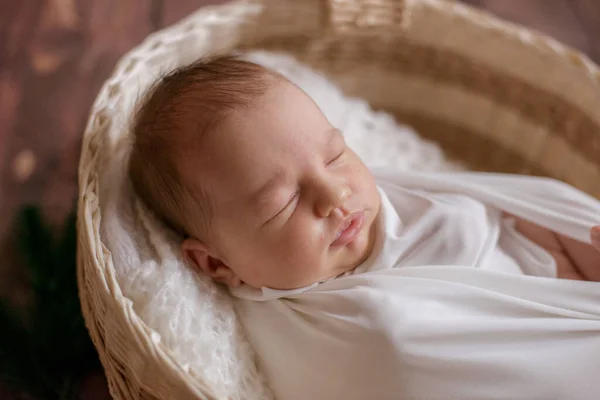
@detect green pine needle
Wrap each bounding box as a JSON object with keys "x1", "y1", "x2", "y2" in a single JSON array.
[{"x1": 0, "y1": 205, "x2": 101, "y2": 399}]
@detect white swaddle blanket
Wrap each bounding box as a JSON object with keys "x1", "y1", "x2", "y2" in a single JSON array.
[{"x1": 232, "y1": 169, "x2": 600, "y2": 400}]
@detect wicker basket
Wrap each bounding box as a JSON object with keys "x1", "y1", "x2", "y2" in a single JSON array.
[{"x1": 77, "y1": 0, "x2": 600, "y2": 398}]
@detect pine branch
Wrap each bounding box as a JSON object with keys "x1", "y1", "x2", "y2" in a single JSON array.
[{"x1": 0, "y1": 205, "x2": 101, "y2": 399}]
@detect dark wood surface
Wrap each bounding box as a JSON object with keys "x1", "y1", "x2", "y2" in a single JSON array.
[{"x1": 1, "y1": 0, "x2": 599, "y2": 398}]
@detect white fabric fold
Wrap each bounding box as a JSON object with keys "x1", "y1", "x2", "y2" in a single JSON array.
[{"x1": 232, "y1": 171, "x2": 600, "y2": 400}]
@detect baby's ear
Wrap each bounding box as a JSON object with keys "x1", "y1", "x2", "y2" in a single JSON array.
[{"x1": 181, "y1": 238, "x2": 242, "y2": 287}]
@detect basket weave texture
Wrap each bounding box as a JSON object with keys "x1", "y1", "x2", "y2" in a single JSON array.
[{"x1": 77, "y1": 0, "x2": 600, "y2": 398}]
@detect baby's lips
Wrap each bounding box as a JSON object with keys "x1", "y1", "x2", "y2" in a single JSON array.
[{"x1": 331, "y1": 212, "x2": 365, "y2": 247}]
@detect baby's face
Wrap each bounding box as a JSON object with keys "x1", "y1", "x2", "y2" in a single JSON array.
[{"x1": 183, "y1": 80, "x2": 380, "y2": 290}]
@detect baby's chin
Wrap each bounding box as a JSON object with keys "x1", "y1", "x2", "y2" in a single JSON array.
[
  {"x1": 354, "y1": 211, "x2": 379, "y2": 266},
  {"x1": 363, "y1": 213, "x2": 379, "y2": 260}
]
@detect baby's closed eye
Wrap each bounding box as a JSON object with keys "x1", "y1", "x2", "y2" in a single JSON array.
[
  {"x1": 263, "y1": 191, "x2": 300, "y2": 226},
  {"x1": 326, "y1": 149, "x2": 345, "y2": 165},
  {"x1": 326, "y1": 133, "x2": 346, "y2": 166}
]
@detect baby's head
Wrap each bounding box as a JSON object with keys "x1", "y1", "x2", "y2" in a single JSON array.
[{"x1": 129, "y1": 56, "x2": 380, "y2": 290}]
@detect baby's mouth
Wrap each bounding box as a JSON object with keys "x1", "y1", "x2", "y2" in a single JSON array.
[{"x1": 331, "y1": 212, "x2": 365, "y2": 247}]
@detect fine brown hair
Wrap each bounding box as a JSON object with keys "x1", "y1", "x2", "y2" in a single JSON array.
[{"x1": 128, "y1": 55, "x2": 276, "y2": 241}]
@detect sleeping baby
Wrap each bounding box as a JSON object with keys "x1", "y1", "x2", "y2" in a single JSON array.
[{"x1": 129, "y1": 56, "x2": 600, "y2": 400}]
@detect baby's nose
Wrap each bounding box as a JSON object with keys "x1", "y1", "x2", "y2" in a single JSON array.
[{"x1": 315, "y1": 184, "x2": 351, "y2": 218}]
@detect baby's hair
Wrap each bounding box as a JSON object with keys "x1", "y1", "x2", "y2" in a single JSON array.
[{"x1": 128, "y1": 55, "x2": 277, "y2": 241}]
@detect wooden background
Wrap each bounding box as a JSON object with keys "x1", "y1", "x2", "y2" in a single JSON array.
[{"x1": 1, "y1": 0, "x2": 599, "y2": 398}]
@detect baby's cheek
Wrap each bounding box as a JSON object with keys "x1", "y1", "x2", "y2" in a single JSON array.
[
  {"x1": 282, "y1": 222, "x2": 325, "y2": 270},
  {"x1": 348, "y1": 156, "x2": 375, "y2": 191},
  {"x1": 286, "y1": 222, "x2": 323, "y2": 260}
]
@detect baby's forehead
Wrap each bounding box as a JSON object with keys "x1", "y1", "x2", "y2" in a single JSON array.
[{"x1": 171, "y1": 76, "x2": 333, "y2": 200}]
